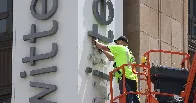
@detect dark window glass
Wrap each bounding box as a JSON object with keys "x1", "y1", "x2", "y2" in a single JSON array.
[
  {"x1": 0, "y1": 0, "x2": 13, "y2": 34},
  {"x1": 7, "y1": 0, "x2": 13, "y2": 12},
  {"x1": 188, "y1": 0, "x2": 190, "y2": 14},
  {"x1": 7, "y1": 14, "x2": 12, "y2": 33},
  {"x1": 0, "y1": 0, "x2": 7, "y2": 13},
  {"x1": 188, "y1": 50, "x2": 195, "y2": 64},
  {"x1": 0, "y1": 19, "x2": 6, "y2": 33},
  {"x1": 192, "y1": 22, "x2": 196, "y2": 39},
  {"x1": 194, "y1": 23, "x2": 196, "y2": 38},
  {"x1": 193, "y1": 0, "x2": 196, "y2": 16},
  {"x1": 188, "y1": 17, "x2": 191, "y2": 35}
]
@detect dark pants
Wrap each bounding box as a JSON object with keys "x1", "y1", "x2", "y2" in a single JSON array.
[{"x1": 118, "y1": 78, "x2": 140, "y2": 103}]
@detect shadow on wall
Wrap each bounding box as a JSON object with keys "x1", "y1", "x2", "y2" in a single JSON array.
[
  {"x1": 123, "y1": 0, "x2": 140, "y2": 62},
  {"x1": 78, "y1": 0, "x2": 120, "y2": 102},
  {"x1": 123, "y1": 0, "x2": 141, "y2": 92},
  {"x1": 78, "y1": 0, "x2": 98, "y2": 103}
]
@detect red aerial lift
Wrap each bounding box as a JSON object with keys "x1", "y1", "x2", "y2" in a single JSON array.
[{"x1": 109, "y1": 50, "x2": 196, "y2": 103}]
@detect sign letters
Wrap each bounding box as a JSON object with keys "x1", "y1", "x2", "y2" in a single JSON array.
[
  {"x1": 29, "y1": 82, "x2": 57, "y2": 103},
  {"x1": 92, "y1": 0, "x2": 114, "y2": 25},
  {"x1": 20, "y1": 0, "x2": 59, "y2": 103},
  {"x1": 23, "y1": 20, "x2": 58, "y2": 43},
  {"x1": 88, "y1": 24, "x2": 114, "y2": 43},
  {"x1": 30, "y1": 0, "x2": 58, "y2": 20},
  {"x1": 88, "y1": 0, "x2": 114, "y2": 43},
  {"x1": 22, "y1": 43, "x2": 58, "y2": 66}
]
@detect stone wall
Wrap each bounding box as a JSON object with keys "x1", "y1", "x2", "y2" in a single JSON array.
[{"x1": 123, "y1": 0, "x2": 188, "y2": 102}]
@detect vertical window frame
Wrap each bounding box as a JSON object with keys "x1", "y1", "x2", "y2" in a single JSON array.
[
  {"x1": 0, "y1": 0, "x2": 13, "y2": 34},
  {"x1": 188, "y1": 0, "x2": 196, "y2": 64}
]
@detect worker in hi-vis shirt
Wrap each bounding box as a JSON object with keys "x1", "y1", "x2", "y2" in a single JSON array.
[{"x1": 91, "y1": 36, "x2": 140, "y2": 103}]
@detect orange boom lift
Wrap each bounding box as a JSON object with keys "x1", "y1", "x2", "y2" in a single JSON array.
[{"x1": 109, "y1": 50, "x2": 196, "y2": 103}]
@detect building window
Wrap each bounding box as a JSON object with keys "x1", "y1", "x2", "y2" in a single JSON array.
[
  {"x1": 0, "y1": 0, "x2": 12, "y2": 34},
  {"x1": 188, "y1": 0, "x2": 196, "y2": 39},
  {"x1": 0, "y1": 0, "x2": 13, "y2": 100},
  {"x1": 193, "y1": 0, "x2": 196, "y2": 17},
  {"x1": 188, "y1": 0, "x2": 196, "y2": 64},
  {"x1": 0, "y1": 0, "x2": 7, "y2": 13},
  {"x1": 194, "y1": 23, "x2": 196, "y2": 38},
  {"x1": 0, "y1": 19, "x2": 6, "y2": 33}
]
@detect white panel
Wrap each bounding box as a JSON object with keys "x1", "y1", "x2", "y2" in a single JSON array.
[
  {"x1": 12, "y1": 0, "x2": 123, "y2": 102},
  {"x1": 77, "y1": 0, "x2": 123, "y2": 102}
]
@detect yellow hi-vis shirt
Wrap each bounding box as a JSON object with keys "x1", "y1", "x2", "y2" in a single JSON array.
[{"x1": 108, "y1": 45, "x2": 138, "y2": 82}]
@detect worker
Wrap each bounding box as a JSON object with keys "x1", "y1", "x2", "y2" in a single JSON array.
[{"x1": 91, "y1": 36, "x2": 140, "y2": 103}]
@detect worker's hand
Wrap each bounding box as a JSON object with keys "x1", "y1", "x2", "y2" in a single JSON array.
[
  {"x1": 92, "y1": 38, "x2": 96, "y2": 45},
  {"x1": 92, "y1": 37, "x2": 98, "y2": 45}
]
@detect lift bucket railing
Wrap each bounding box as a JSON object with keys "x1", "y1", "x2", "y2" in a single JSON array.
[
  {"x1": 109, "y1": 50, "x2": 191, "y2": 103},
  {"x1": 109, "y1": 64, "x2": 126, "y2": 103},
  {"x1": 109, "y1": 63, "x2": 151, "y2": 103},
  {"x1": 143, "y1": 49, "x2": 191, "y2": 102},
  {"x1": 182, "y1": 52, "x2": 196, "y2": 103},
  {"x1": 109, "y1": 63, "x2": 177, "y2": 103},
  {"x1": 143, "y1": 50, "x2": 190, "y2": 70}
]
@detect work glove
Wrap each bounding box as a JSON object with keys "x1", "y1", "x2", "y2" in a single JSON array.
[
  {"x1": 92, "y1": 37, "x2": 98, "y2": 45},
  {"x1": 141, "y1": 56, "x2": 147, "y2": 64}
]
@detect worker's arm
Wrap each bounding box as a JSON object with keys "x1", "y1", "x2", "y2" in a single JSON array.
[
  {"x1": 94, "y1": 40, "x2": 110, "y2": 51},
  {"x1": 92, "y1": 38, "x2": 121, "y2": 60},
  {"x1": 102, "y1": 50, "x2": 114, "y2": 61},
  {"x1": 93, "y1": 39, "x2": 121, "y2": 55},
  {"x1": 93, "y1": 40, "x2": 114, "y2": 60}
]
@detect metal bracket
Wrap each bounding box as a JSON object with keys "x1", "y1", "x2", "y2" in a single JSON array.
[
  {"x1": 98, "y1": 49, "x2": 103, "y2": 54},
  {"x1": 92, "y1": 46, "x2": 103, "y2": 54},
  {"x1": 88, "y1": 54, "x2": 106, "y2": 65},
  {"x1": 92, "y1": 70, "x2": 110, "y2": 81},
  {"x1": 92, "y1": 81, "x2": 110, "y2": 101},
  {"x1": 89, "y1": 44, "x2": 106, "y2": 65},
  {"x1": 93, "y1": 81, "x2": 107, "y2": 87},
  {"x1": 99, "y1": 59, "x2": 106, "y2": 65},
  {"x1": 85, "y1": 67, "x2": 93, "y2": 73},
  {"x1": 92, "y1": 97, "x2": 108, "y2": 103},
  {"x1": 88, "y1": 54, "x2": 99, "y2": 65}
]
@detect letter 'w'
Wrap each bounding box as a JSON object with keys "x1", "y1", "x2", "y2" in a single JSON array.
[{"x1": 29, "y1": 82, "x2": 57, "y2": 103}]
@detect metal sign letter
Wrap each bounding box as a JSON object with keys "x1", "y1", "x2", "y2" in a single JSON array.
[
  {"x1": 92, "y1": 0, "x2": 114, "y2": 25},
  {"x1": 30, "y1": 0, "x2": 58, "y2": 20},
  {"x1": 29, "y1": 82, "x2": 57, "y2": 103},
  {"x1": 23, "y1": 20, "x2": 58, "y2": 43},
  {"x1": 88, "y1": 24, "x2": 114, "y2": 43},
  {"x1": 22, "y1": 43, "x2": 58, "y2": 66},
  {"x1": 30, "y1": 66, "x2": 57, "y2": 76}
]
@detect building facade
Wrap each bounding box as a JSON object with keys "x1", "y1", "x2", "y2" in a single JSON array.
[
  {"x1": 0, "y1": 0, "x2": 194, "y2": 103},
  {"x1": 0, "y1": 0, "x2": 12, "y2": 102},
  {"x1": 12, "y1": 0, "x2": 122, "y2": 103},
  {"x1": 123, "y1": 0, "x2": 189, "y2": 102},
  {"x1": 124, "y1": 0, "x2": 188, "y2": 69}
]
